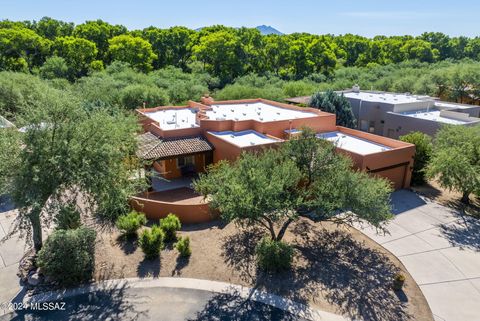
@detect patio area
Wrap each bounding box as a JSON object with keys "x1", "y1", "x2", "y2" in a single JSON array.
[{"x1": 151, "y1": 172, "x2": 194, "y2": 192}]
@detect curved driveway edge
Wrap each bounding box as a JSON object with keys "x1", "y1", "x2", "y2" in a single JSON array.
[
  {"x1": 24, "y1": 277, "x2": 349, "y2": 321},
  {"x1": 354, "y1": 190, "x2": 480, "y2": 321}
]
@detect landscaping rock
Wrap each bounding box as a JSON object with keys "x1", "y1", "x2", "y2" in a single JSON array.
[{"x1": 27, "y1": 272, "x2": 42, "y2": 286}]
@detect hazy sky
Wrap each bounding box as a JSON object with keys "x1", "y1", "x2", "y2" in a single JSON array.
[{"x1": 2, "y1": 0, "x2": 480, "y2": 37}]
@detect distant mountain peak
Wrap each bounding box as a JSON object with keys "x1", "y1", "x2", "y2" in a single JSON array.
[{"x1": 255, "y1": 25, "x2": 283, "y2": 35}]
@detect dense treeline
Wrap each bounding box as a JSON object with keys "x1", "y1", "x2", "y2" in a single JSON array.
[
  {"x1": 3, "y1": 17, "x2": 480, "y2": 84},
  {"x1": 2, "y1": 59, "x2": 480, "y2": 124}
]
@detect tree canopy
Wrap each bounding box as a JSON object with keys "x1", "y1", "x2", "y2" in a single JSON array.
[
  {"x1": 0, "y1": 87, "x2": 145, "y2": 251},
  {"x1": 309, "y1": 90, "x2": 356, "y2": 128},
  {"x1": 427, "y1": 125, "x2": 480, "y2": 204},
  {"x1": 194, "y1": 129, "x2": 393, "y2": 241}
]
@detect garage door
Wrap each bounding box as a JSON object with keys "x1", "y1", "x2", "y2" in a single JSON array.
[{"x1": 368, "y1": 162, "x2": 409, "y2": 190}]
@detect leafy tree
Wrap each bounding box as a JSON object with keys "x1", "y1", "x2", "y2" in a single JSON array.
[
  {"x1": 108, "y1": 35, "x2": 156, "y2": 72},
  {"x1": 143, "y1": 26, "x2": 194, "y2": 70},
  {"x1": 119, "y1": 84, "x2": 169, "y2": 109},
  {"x1": 309, "y1": 90, "x2": 356, "y2": 128},
  {"x1": 194, "y1": 129, "x2": 392, "y2": 242},
  {"x1": 427, "y1": 125, "x2": 480, "y2": 204},
  {"x1": 0, "y1": 27, "x2": 51, "y2": 70},
  {"x1": 33, "y1": 17, "x2": 74, "y2": 39},
  {"x1": 53, "y1": 36, "x2": 98, "y2": 79},
  {"x1": 73, "y1": 19, "x2": 126, "y2": 60},
  {"x1": 39, "y1": 56, "x2": 69, "y2": 79},
  {"x1": 399, "y1": 132, "x2": 432, "y2": 185},
  {"x1": 0, "y1": 88, "x2": 145, "y2": 251}
]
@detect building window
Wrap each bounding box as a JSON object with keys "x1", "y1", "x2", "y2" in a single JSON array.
[
  {"x1": 177, "y1": 155, "x2": 195, "y2": 168},
  {"x1": 369, "y1": 121, "x2": 375, "y2": 133},
  {"x1": 360, "y1": 120, "x2": 369, "y2": 131}
]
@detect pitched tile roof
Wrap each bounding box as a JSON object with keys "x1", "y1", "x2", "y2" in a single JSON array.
[{"x1": 137, "y1": 132, "x2": 213, "y2": 160}]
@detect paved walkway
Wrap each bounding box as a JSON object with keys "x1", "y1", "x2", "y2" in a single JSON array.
[
  {"x1": 355, "y1": 190, "x2": 480, "y2": 321},
  {"x1": 0, "y1": 201, "x2": 25, "y2": 314},
  {"x1": 3, "y1": 278, "x2": 348, "y2": 321}
]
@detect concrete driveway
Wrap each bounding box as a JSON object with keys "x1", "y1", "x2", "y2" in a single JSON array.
[
  {"x1": 0, "y1": 198, "x2": 26, "y2": 314},
  {"x1": 355, "y1": 190, "x2": 480, "y2": 321}
]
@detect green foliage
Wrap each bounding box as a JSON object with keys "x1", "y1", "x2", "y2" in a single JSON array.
[
  {"x1": 115, "y1": 210, "x2": 147, "y2": 237},
  {"x1": 108, "y1": 35, "x2": 156, "y2": 72},
  {"x1": 54, "y1": 205, "x2": 81, "y2": 230},
  {"x1": 309, "y1": 90, "x2": 356, "y2": 128},
  {"x1": 159, "y1": 213, "x2": 181, "y2": 242},
  {"x1": 120, "y1": 84, "x2": 169, "y2": 109},
  {"x1": 399, "y1": 132, "x2": 433, "y2": 185},
  {"x1": 255, "y1": 237, "x2": 293, "y2": 272},
  {"x1": 175, "y1": 236, "x2": 192, "y2": 257},
  {"x1": 39, "y1": 56, "x2": 69, "y2": 79},
  {"x1": 53, "y1": 36, "x2": 98, "y2": 79},
  {"x1": 37, "y1": 227, "x2": 96, "y2": 286},
  {"x1": 194, "y1": 128, "x2": 393, "y2": 242},
  {"x1": 139, "y1": 225, "x2": 165, "y2": 259},
  {"x1": 0, "y1": 86, "x2": 145, "y2": 250},
  {"x1": 427, "y1": 125, "x2": 480, "y2": 204}
]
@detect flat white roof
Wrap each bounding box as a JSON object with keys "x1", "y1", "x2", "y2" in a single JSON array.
[
  {"x1": 344, "y1": 92, "x2": 432, "y2": 105},
  {"x1": 205, "y1": 102, "x2": 316, "y2": 122},
  {"x1": 434, "y1": 101, "x2": 476, "y2": 110},
  {"x1": 208, "y1": 130, "x2": 281, "y2": 148},
  {"x1": 317, "y1": 131, "x2": 391, "y2": 155},
  {"x1": 143, "y1": 108, "x2": 199, "y2": 130},
  {"x1": 398, "y1": 110, "x2": 472, "y2": 125}
]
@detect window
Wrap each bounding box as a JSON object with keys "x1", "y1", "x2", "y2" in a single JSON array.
[
  {"x1": 387, "y1": 129, "x2": 395, "y2": 138},
  {"x1": 177, "y1": 155, "x2": 195, "y2": 168},
  {"x1": 360, "y1": 120, "x2": 369, "y2": 131},
  {"x1": 369, "y1": 121, "x2": 375, "y2": 133}
]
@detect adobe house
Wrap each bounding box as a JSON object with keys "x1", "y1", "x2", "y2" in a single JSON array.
[{"x1": 133, "y1": 97, "x2": 415, "y2": 222}]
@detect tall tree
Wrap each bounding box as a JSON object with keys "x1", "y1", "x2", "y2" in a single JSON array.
[
  {"x1": 53, "y1": 36, "x2": 98, "y2": 78},
  {"x1": 194, "y1": 129, "x2": 392, "y2": 242},
  {"x1": 33, "y1": 17, "x2": 74, "y2": 40},
  {"x1": 108, "y1": 35, "x2": 156, "y2": 72},
  {"x1": 309, "y1": 90, "x2": 356, "y2": 128},
  {"x1": 73, "y1": 20, "x2": 126, "y2": 60},
  {"x1": 0, "y1": 88, "x2": 145, "y2": 251},
  {"x1": 427, "y1": 125, "x2": 480, "y2": 204}
]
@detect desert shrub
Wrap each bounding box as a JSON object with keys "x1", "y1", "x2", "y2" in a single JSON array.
[
  {"x1": 54, "y1": 205, "x2": 81, "y2": 230},
  {"x1": 399, "y1": 131, "x2": 432, "y2": 185},
  {"x1": 255, "y1": 237, "x2": 293, "y2": 272},
  {"x1": 159, "y1": 213, "x2": 181, "y2": 242},
  {"x1": 37, "y1": 227, "x2": 96, "y2": 286},
  {"x1": 175, "y1": 236, "x2": 191, "y2": 257},
  {"x1": 116, "y1": 210, "x2": 147, "y2": 237},
  {"x1": 119, "y1": 84, "x2": 169, "y2": 109},
  {"x1": 139, "y1": 225, "x2": 164, "y2": 259}
]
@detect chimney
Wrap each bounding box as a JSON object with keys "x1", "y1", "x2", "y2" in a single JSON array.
[
  {"x1": 352, "y1": 84, "x2": 360, "y2": 93},
  {"x1": 201, "y1": 95, "x2": 214, "y2": 105}
]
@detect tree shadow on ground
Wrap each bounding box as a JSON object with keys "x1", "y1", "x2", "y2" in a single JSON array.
[
  {"x1": 440, "y1": 216, "x2": 480, "y2": 251},
  {"x1": 115, "y1": 234, "x2": 138, "y2": 255},
  {"x1": 136, "y1": 257, "x2": 161, "y2": 278},
  {"x1": 8, "y1": 281, "x2": 147, "y2": 321},
  {"x1": 187, "y1": 287, "x2": 309, "y2": 321},
  {"x1": 222, "y1": 221, "x2": 411, "y2": 321},
  {"x1": 172, "y1": 255, "x2": 190, "y2": 276},
  {"x1": 221, "y1": 226, "x2": 263, "y2": 284}
]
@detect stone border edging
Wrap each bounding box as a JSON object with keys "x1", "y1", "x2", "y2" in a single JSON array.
[{"x1": 24, "y1": 277, "x2": 350, "y2": 321}]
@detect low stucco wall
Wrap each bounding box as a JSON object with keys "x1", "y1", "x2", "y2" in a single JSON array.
[{"x1": 130, "y1": 193, "x2": 218, "y2": 224}]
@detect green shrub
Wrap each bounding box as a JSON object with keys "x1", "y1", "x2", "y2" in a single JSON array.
[
  {"x1": 399, "y1": 131, "x2": 432, "y2": 185},
  {"x1": 37, "y1": 227, "x2": 96, "y2": 286},
  {"x1": 54, "y1": 205, "x2": 81, "y2": 230},
  {"x1": 175, "y1": 236, "x2": 191, "y2": 257},
  {"x1": 116, "y1": 210, "x2": 147, "y2": 237},
  {"x1": 255, "y1": 237, "x2": 294, "y2": 272},
  {"x1": 159, "y1": 213, "x2": 181, "y2": 242},
  {"x1": 138, "y1": 225, "x2": 164, "y2": 259}
]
